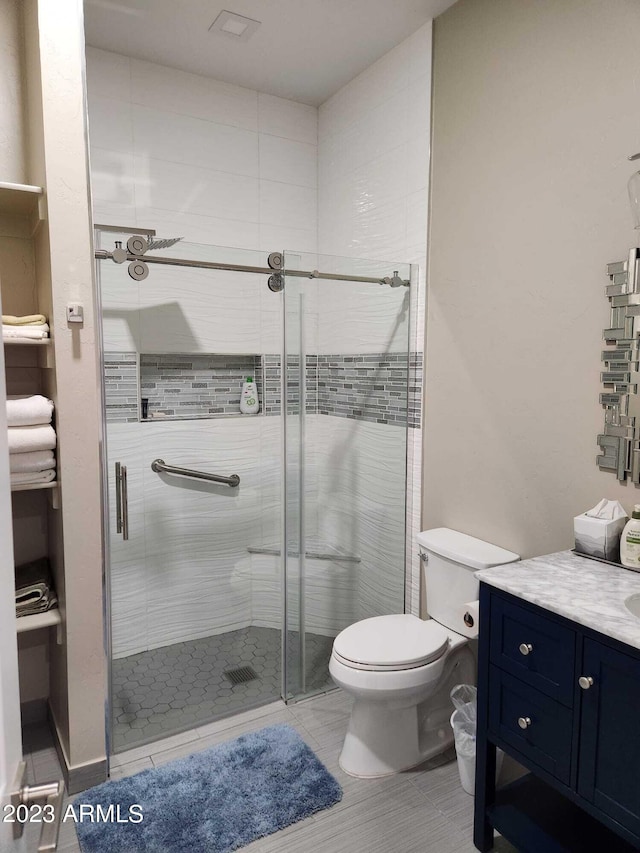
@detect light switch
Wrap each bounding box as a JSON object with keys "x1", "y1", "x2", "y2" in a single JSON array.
[{"x1": 67, "y1": 303, "x2": 84, "y2": 324}]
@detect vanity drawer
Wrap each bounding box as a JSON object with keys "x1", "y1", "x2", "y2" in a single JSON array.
[
  {"x1": 488, "y1": 666, "x2": 573, "y2": 785},
  {"x1": 489, "y1": 595, "x2": 576, "y2": 706}
]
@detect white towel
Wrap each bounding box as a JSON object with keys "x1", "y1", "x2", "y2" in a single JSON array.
[
  {"x1": 9, "y1": 450, "x2": 55, "y2": 474},
  {"x1": 8, "y1": 425, "x2": 56, "y2": 454},
  {"x1": 2, "y1": 314, "x2": 47, "y2": 326},
  {"x1": 11, "y1": 470, "x2": 56, "y2": 486},
  {"x1": 7, "y1": 395, "x2": 53, "y2": 427},
  {"x1": 2, "y1": 324, "x2": 49, "y2": 340}
]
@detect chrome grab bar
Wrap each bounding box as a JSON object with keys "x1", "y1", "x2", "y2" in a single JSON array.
[{"x1": 151, "y1": 458, "x2": 240, "y2": 488}]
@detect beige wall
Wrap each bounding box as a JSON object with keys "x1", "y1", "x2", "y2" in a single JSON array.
[
  {"x1": 424, "y1": 0, "x2": 640, "y2": 559},
  {"x1": 0, "y1": 0, "x2": 26, "y2": 183}
]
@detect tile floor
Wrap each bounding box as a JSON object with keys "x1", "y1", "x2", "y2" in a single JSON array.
[
  {"x1": 21, "y1": 690, "x2": 517, "y2": 853},
  {"x1": 112, "y1": 626, "x2": 334, "y2": 751}
]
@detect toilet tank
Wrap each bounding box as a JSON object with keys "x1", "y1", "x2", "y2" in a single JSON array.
[{"x1": 417, "y1": 528, "x2": 519, "y2": 638}]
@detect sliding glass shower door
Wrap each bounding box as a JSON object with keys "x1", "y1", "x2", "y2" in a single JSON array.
[
  {"x1": 96, "y1": 230, "x2": 412, "y2": 751},
  {"x1": 282, "y1": 251, "x2": 411, "y2": 701},
  {"x1": 97, "y1": 232, "x2": 286, "y2": 752}
]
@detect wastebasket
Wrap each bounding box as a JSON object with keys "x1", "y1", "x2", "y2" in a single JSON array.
[{"x1": 450, "y1": 684, "x2": 503, "y2": 796}]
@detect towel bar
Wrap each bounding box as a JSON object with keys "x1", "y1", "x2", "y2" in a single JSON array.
[{"x1": 151, "y1": 458, "x2": 240, "y2": 487}]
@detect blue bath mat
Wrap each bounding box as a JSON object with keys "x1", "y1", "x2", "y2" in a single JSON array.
[{"x1": 75, "y1": 724, "x2": 342, "y2": 853}]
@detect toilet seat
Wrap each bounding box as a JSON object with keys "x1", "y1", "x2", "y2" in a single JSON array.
[{"x1": 332, "y1": 614, "x2": 450, "y2": 672}]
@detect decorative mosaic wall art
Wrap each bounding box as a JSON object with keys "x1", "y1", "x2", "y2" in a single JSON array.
[{"x1": 598, "y1": 247, "x2": 640, "y2": 482}]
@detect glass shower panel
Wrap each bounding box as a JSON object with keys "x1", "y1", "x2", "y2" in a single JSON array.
[
  {"x1": 282, "y1": 251, "x2": 411, "y2": 701},
  {"x1": 96, "y1": 232, "x2": 285, "y2": 752}
]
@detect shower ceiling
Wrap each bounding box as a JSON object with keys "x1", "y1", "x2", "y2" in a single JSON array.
[{"x1": 83, "y1": 0, "x2": 456, "y2": 106}]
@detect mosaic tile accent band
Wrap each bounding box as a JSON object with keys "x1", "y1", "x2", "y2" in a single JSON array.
[
  {"x1": 317, "y1": 353, "x2": 409, "y2": 426},
  {"x1": 104, "y1": 352, "x2": 138, "y2": 423},
  {"x1": 104, "y1": 351, "x2": 423, "y2": 428}
]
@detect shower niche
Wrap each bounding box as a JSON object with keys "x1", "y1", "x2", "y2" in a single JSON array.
[{"x1": 139, "y1": 353, "x2": 265, "y2": 421}]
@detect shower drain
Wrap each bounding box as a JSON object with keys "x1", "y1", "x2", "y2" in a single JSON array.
[{"x1": 223, "y1": 665, "x2": 258, "y2": 685}]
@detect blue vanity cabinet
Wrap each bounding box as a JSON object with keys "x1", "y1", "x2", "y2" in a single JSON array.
[
  {"x1": 474, "y1": 584, "x2": 640, "y2": 853},
  {"x1": 577, "y1": 638, "x2": 640, "y2": 839}
]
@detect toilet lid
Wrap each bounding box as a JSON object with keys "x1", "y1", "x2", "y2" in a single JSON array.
[{"x1": 333, "y1": 614, "x2": 450, "y2": 671}]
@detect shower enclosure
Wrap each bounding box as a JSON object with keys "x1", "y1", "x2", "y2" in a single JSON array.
[{"x1": 95, "y1": 227, "x2": 412, "y2": 752}]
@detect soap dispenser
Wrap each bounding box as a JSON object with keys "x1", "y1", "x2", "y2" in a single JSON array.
[
  {"x1": 621, "y1": 505, "x2": 640, "y2": 569},
  {"x1": 240, "y1": 376, "x2": 259, "y2": 414}
]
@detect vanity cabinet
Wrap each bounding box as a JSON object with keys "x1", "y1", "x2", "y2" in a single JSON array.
[
  {"x1": 475, "y1": 584, "x2": 640, "y2": 852},
  {"x1": 577, "y1": 638, "x2": 640, "y2": 838}
]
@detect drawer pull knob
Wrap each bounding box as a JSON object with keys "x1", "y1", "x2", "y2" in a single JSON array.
[
  {"x1": 579, "y1": 676, "x2": 594, "y2": 690},
  {"x1": 518, "y1": 716, "x2": 532, "y2": 729},
  {"x1": 519, "y1": 643, "x2": 533, "y2": 656}
]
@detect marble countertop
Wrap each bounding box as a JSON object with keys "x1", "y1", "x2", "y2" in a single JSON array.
[{"x1": 475, "y1": 550, "x2": 640, "y2": 650}]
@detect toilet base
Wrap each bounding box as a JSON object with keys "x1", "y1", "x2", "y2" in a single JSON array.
[{"x1": 338, "y1": 697, "x2": 454, "y2": 778}]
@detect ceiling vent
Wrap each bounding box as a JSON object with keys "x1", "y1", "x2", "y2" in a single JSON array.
[{"x1": 209, "y1": 10, "x2": 261, "y2": 42}]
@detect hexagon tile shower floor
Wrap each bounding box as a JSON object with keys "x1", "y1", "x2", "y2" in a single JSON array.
[{"x1": 111, "y1": 626, "x2": 334, "y2": 750}]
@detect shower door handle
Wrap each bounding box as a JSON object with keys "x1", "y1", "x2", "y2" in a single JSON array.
[{"x1": 115, "y1": 462, "x2": 129, "y2": 540}]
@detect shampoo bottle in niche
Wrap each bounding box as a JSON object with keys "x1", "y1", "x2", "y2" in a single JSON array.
[
  {"x1": 240, "y1": 376, "x2": 259, "y2": 414},
  {"x1": 621, "y1": 505, "x2": 640, "y2": 569}
]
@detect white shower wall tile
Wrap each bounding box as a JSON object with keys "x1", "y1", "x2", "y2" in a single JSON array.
[
  {"x1": 85, "y1": 47, "x2": 131, "y2": 101},
  {"x1": 87, "y1": 96, "x2": 133, "y2": 155},
  {"x1": 318, "y1": 90, "x2": 409, "y2": 187},
  {"x1": 249, "y1": 554, "x2": 282, "y2": 629},
  {"x1": 318, "y1": 24, "x2": 431, "y2": 616},
  {"x1": 251, "y1": 553, "x2": 357, "y2": 637},
  {"x1": 134, "y1": 207, "x2": 261, "y2": 250},
  {"x1": 141, "y1": 418, "x2": 263, "y2": 650},
  {"x1": 317, "y1": 279, "x2": 410, "y2": 354},
  {"x1": 317, "y1": 38, "x2": 411, "y2": 141},
  {"x1": 256, "y1": 486, "x2": 281, "y2": 549},
  {"x1": 308, "y1": 417, "x2": 407, "y2": 621},
  {"x1": 132, "y1": 156, "x2": 260, "y2": 223},
  {"x1": 93, "y1": 203, "x2": 137, "y2": 230},
  {"x1": 87, "y1": 50, "x2": 319, "y2": 261},
  {"x1": 90, "y1": 147, "x2": 136, "y2": 210},
  {"x1": 258, "y1": 134, "x2": 317, "y2": 189},
  {"x1": 257, "y1": 93, "x2": 317, "y2": 145},
  {"x1": 106, "y1": 424, "x2": 148, "y2": 658},
  {"x1": 406, "y1": 75, "x2": 432, "y2": 191},
  {"x1": 99, "y1": 267, "x2": 140, "y2": 352},
  {"x1": 136, "y1": 266, "x2": 262, "y2": 354},
  {"x1": 259, "y1": 225, "x2": 317, "y2": 255},
  {"x1": 133, "y1": 105, "x2": 260, "y2": 178},
  {"x1": 130, "y1": 58, "x2": 258, "y2": 131},
  {"x1": 407, "y1": 21, "x2": 433, "y2": 81},
  {"x1": 106, "y1": 417, "x2": 289, "y2": 658},
  {"x1": 259, "y1": 180, "x2": 317, "y2": 232}
]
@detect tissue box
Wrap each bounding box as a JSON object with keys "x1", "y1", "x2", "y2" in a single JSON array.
[{"x1": 574, "y1": 513, "x2": 627, "y2": 562}]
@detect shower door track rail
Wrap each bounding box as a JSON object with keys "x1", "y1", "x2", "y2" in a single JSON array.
[{"x1": 94, "y1": 249, "x2": 410, "y2": 287}]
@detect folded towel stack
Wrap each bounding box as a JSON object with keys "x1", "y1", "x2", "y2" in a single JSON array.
[
  {"x1": 15, "y1": 557, "x2": 57, "y2": 618},
  {"x1": 2, "y1": 314, "x2": 49, "y2": 342},
  {"x1": 7, "y1": 395, "x2": 56, "y2": 487}
]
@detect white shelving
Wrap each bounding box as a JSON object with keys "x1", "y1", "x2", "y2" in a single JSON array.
[
  {"x1": 3, "y1": 338, "x2": 50, "y2": 346},
  {"x1": 0, "y1": 181, "x2": 43, "y2": 217},
  {"x1": 1, "y1": 176, "x2": 63, "y2": 702},
  {"x1": 16, "y1": 607, "x2": 62, "y2": 643},
  {"x1": 11, "y1": 481, "x2": 57, "y2": 494}
]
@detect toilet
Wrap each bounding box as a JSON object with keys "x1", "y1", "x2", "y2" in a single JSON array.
[{"x1": 329, "y1": 528, "x2": 519, "y2": 778}]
